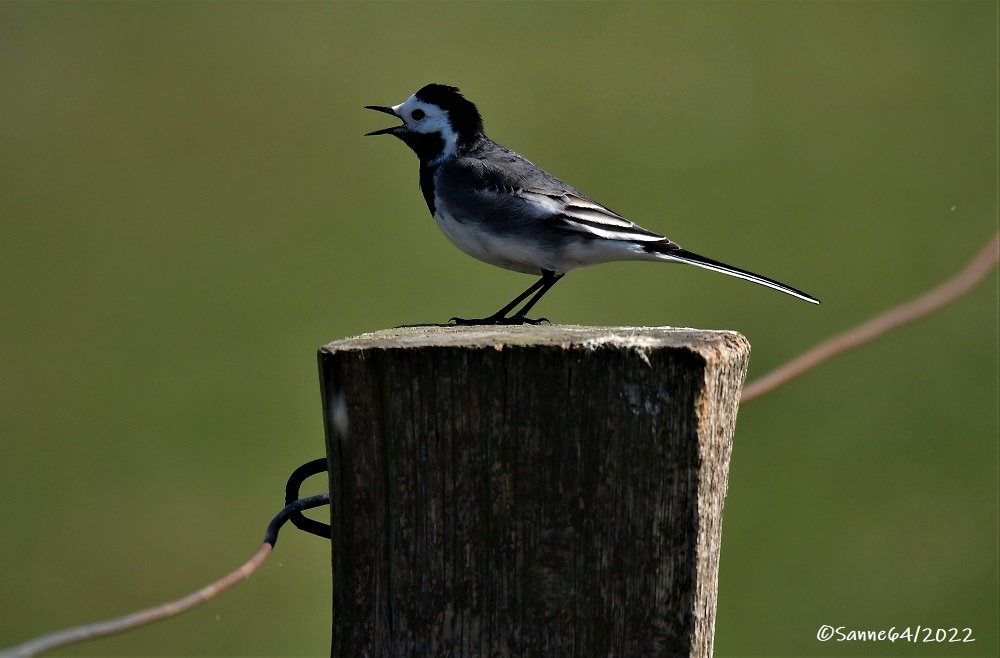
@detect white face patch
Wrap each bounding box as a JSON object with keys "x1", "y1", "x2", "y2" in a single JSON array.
[{"x1": 392, "y1": 94, "x2": 458, "y2": 164}]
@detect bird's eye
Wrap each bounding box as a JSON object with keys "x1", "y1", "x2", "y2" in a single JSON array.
[{"x1": 411, "y1": 109, "x2": 425, "y2": 121}]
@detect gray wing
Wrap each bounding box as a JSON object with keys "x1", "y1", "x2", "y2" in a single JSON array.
[{"x1": 438, "y1": 143, "x2": 677, "y2": 246}]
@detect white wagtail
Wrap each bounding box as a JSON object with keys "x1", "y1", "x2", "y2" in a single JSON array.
[{"x1": 366, "y1": 84, "x2": 819, "y2": 324}]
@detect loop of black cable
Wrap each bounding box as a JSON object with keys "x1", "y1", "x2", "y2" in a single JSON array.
[
  {"x1": 283, "y1": 457, "x2": 332, "y2": 540},
  {"x1": 265, "y1": 492, "x2": 330, "y2": 547}
]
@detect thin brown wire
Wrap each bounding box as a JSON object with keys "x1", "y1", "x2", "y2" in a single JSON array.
[
  {"x1": 741, "y1": 232, "x2": 1000, "y2": 403},
  {"x1": 0, "y1": 544, "x2": 271, "y2": 658},
  {"x1": 0, "y1": 492, "x2": 330, "y2": 658}
]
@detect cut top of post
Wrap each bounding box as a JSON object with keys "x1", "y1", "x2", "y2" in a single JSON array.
[{"x1": 321, "y1": 324, "x2": 749, "y2": 359}]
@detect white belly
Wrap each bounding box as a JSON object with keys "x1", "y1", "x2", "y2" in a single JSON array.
[{"x1": 433, "y1": 210, "x2": 552, "y2": 275}]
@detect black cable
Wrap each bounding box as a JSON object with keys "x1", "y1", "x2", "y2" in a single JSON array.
[
  {"x1": 265, "y1": 493, "x2": 330, "y2": 547},
  {"x1": 283, "y1": 457, "x2": 332, "y2": 540}
]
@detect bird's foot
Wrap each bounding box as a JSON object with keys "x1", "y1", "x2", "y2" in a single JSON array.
[
  {"x1": 449, "y1": 314, "x2": 550, "y2": 326},
  {"x1": 394, "y1": 322, "x2": 457, "y2": 329}
]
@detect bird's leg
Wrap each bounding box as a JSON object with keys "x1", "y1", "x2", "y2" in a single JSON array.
[
  {"x1": 507, "y1": 272, "x2": 563, "y2": 323},
  {"x1": 451, "y1": 271, "x2": 563, "y2": 325},
  {"x1": 450, "y1": 276, "x2": 547, "y2": 325}
]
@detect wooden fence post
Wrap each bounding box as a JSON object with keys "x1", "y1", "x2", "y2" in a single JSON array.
[{"x1": 318, "y1": 325, "x2": 750, "y2": 658}]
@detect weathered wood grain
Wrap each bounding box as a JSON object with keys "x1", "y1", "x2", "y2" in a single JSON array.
[{"x1": 318, "y1": 325, "x2": 749, "y2": 657}]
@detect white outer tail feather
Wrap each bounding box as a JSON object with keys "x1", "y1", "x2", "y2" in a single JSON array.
[{"x1": 657, "y1": 249, "x2": 820, "y2": 304}]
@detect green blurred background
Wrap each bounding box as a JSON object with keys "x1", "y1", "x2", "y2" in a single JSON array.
[{"x1": 1, "y1": 2, "x2": 996, "y2": 656}]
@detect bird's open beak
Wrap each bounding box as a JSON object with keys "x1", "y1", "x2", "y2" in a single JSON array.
[{"x1": 364, "y1": 105, "x2": 403, "y2": 136}]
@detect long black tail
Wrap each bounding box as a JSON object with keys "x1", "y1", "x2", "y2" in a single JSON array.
[{"x1": 648, "y1": 243, "x2": 820, "y2": 304}]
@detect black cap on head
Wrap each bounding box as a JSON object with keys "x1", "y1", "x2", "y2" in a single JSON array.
[{"x1": 415, "y1": 84, "x2": 483, "y2": 140}]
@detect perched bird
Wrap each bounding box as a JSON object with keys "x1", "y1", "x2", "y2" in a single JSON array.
[{"x1": 365, "y1": 84, "x2": 819, "y2": 324}]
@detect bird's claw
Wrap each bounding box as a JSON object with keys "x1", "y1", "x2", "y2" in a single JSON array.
[{"x1": 449, "y1": 315, "x2": 550, "y2": 326}]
